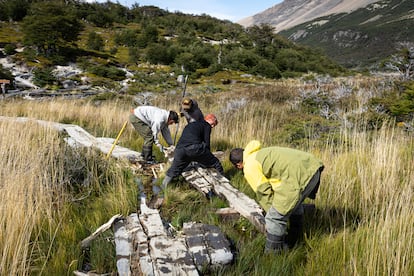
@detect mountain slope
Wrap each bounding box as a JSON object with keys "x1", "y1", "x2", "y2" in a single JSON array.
[
  {"x1": 279, "y1": 0, "x2": 414, "y2": 67},
  {"x1": 238, "y1": 0, "x2": 378, "y2": 32}
]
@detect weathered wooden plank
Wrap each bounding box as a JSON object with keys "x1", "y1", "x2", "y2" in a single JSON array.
[
  {"x1": 149, "y1": 236, "x2": 198, "y2": 276},
  {"x1": 126, "y1": 213, "x2": 154, "y2": 276},
  {"x1": 215, "y1": 207, "x2": 239, "y2": 216},
  {"x1": 201, "y1": 224, "x2": 233, "y2": 267},
  {"x1": 182, "y1": 166, "x2": 266, "y2": 233},
  {"x1": 139, "y1": 206, "x2": 199, "y2": 276},
  {"x1": 181, "y1": 167, "x2": 213, "y2": 195},
  {"x1": 113, "y1": 219, "x2": 131, "y2": 276},
  {"x1": 182, "y1": 223, "x2": 210, "y2": 270},
  {"x1": 183, "y1": 222, "x2": 233, "y2": 270},
  {"x1": 63, "y1": 125, "x2": 142, "y2": 160},
  {"x1": 0, "y1": 116, "x2": 142, "y2": 161},
  {"x1": 138, "y1": 206, "x2": 167, "y2": 238}
]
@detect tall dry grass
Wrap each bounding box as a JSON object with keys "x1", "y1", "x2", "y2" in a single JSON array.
[
  {"x1": 0, "y1": 76, "x2": 412, "y2": 274},
  {"x1": 0, "y1": 117, "x2": 136, "y2": 274},
  {"x1": 308, "y1": 121, "x2": 414, "y2": 275},
  {"x1": 0, "y1": 120, "x2": 67, "y2": 275}
]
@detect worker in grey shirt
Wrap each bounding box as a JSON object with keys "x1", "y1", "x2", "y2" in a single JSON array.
[{"x1": 130, "y1": 105, "x2": 178, "y2": 163}]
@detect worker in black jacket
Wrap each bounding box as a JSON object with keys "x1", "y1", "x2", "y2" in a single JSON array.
[
  {"x1": 153, "y1": 114, "x2": 223, "y2": 208},
  {"x1": 181, "y1": 97, "x2": 204, "y2": 123}
]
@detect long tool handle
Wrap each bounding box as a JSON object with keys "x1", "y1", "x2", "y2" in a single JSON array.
[
  {"x1": 173, "y1": 75, "x2": 188, "y2": 145},
  {"x1": 106, "y1": 120, "x2": 128, "y2": 159}
]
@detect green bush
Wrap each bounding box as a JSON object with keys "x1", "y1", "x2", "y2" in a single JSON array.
[
  {"x1": 4, "y1": 43, "x2": 16, "y2": 55},
  {"x1": 390, "y1": 82, "x2": 414, "y2": 121},
  {"x1": 252, "y1": 59, "x2": 282, "y2": 79},
  {"x1": 369, "y1": 81, "x2": 414, "y2": 122},
  {"x1": 88, "y1": 65, "x2": 126, "y2": 81},
  {"x1": 33, "y1": 67, "x2": 57, "y2": 87},
  {"x1": 0, "y1": 64, "x2": 13, "y2": 80},
  {"x1": 87, "y1": 31, "x2": 104, "y2": 51}
]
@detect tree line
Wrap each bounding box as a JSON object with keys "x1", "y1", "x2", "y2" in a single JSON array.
[{"x1": 0, "y1": 0, "x2": 346, "y2": 83}]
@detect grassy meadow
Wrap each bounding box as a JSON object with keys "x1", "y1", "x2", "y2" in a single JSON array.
[{"x1": 0, "y1": 76, "x2": 413, "y2": 275}]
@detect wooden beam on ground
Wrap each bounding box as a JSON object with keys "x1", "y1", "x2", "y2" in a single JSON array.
[
  {"x1": 215, "y1": 207, "x2": 239, "y2": 216},
  {"x1": 183, "y1": 222, "x2": 233, "y2": 270},
  {"x1": 0, "y1": 116, "x2": 142, "y2": 161},
  {"x1": 113, "y1": 219, "x2": 132, "y2": 276},
  {"x1": 215, "y1": 207, "x2": 240, "y2": 220},
  {"x1": 138, "y1": 205, "x2": 199, "y2": 276},
  {"x1": 182, "y1": 165, "x2": 266, "y2": 233},
  {"x1": 127, "y1": 213, "x2": 154, "y2": 276},
  {"x1": 181, "y1": 164, "x2": 214, "y2": 195}
]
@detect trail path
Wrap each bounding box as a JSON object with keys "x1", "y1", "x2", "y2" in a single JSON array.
[{"x1": 1, "y1": 116, "x2": 266, "y2": 275}]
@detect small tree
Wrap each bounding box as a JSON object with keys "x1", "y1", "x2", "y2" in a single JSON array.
[
  {"x1": 4, "y1": 44, "x2": 16, "y2": 55},
  {"x1": 0, "y1": 0, "x2": 30, "y2": 21},
  {"x1": 87, "y1": 31, "x2": 104, "y2": 51},
  {"x1": 33, "y1": 67, "x2": 57, "y2": 87},
  {"x1": 384, "y1": 42, "x2": 414, "y2": 81},
  {"x1": 22, "y1": 2, "x2": 83, "y2": 56}
]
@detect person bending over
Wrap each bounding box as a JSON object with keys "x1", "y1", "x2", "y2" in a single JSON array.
[
  {"x1": 229, "y1": 140, "x2": 324, "y2": 253},
  {"x1": 154, "y1": 114, "x2": 223, "y2": 208},
  {"x1": 130, "y1": 105, "x2": 178, "y2": 163}
]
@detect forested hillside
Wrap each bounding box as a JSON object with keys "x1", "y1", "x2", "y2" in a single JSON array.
[{"x1": 0, "y1": 0, "x2": 346, "y2": 92}]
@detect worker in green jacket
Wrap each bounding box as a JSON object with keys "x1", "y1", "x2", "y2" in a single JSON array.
[{"x1": 229, "y1": 140, "x2": 324, "y2": 253}]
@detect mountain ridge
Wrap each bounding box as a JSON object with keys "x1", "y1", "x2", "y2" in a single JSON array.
[
  {"x1": 238, "y1": 0, "x2": 379, "y2": 32},
  {"x1": 238, "y1": 0, "x2": 414, "y2": 68}
]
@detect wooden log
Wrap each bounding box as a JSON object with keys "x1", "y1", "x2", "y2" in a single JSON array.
[
  {"x1": 183, "y1": 222, "x2": 233, "y2": 270},
  {"x1": 113, "y1": 219, "x2": 132, "y2": 276},
  {"x1": 126, "y1": 213, "x2": 154, "y2": 276},
  {"x1": 181, "y1": 165, "x2": 266, "y2": 233},
  {"x1": 215, "y1": 207, "x2": 241, "y2": 220},
  {"x1": 0, "y1": 116, "x2": 142, "y2": 161},
  {"x1": 138, "y1": 207, "x2": 199, "y2": 276}
]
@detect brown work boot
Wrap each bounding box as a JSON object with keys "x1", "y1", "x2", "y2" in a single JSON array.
[
  {"x1": 153, "y1": 197, "x2": 164, "y2": 209},
  {"x1": 148, "y1": 195, "x2": 164, "y2": 209}
]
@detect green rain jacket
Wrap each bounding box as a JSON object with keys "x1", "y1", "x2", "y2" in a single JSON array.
[{"x1": 243, "y1": 140, "x2": 324, "y2": 215}]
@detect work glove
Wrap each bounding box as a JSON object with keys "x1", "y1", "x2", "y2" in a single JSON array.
[
  {"x1": 164, "y1": 145, "x2": 175, "y2": 158},
  {"x1": 156, "y1": 143, "x2": 164, "y2": 153}
]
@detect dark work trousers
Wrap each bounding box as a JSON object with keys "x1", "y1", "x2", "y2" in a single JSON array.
[
  {"x1": 265, "y1": 167, "x2": 323, "y2": 237},
  {"x1": 129, "y1": 114, "x2": 153, "y2": 147},
  {"x1": 166, "y1": 144, "x2": 223, "y2": 178}
]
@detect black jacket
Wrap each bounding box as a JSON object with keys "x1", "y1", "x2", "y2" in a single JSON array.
[{"x1": 176, "y1": 120, "x2": 211, "y2": 149}]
